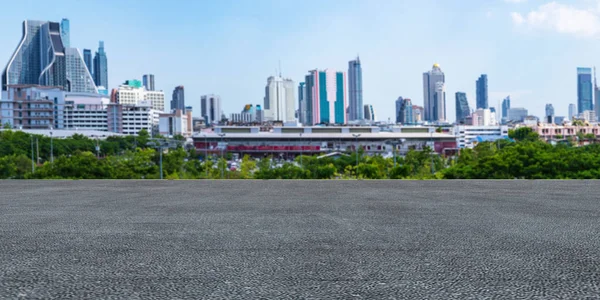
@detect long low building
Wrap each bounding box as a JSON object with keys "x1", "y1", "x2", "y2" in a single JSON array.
[{"x1": 192, "y1": 126, "x2": 458, "y2": 156}]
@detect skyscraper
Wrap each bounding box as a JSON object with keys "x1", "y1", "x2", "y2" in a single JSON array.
[
  {"x1": 298, "y1": 82, "x2": 306, "y2": 124},
  {"x1": 455, "y1": 92, "x2": 470, "y2": 123},
  {"x1": 93, "y1": 41, "x2": 108, "y2": 90},
  {"x1": 476, "y1": 74, "x2": 488, "y2": 109},
  {"x1": 577, "y1": 67, "x2": 593, "y2": 114},
  {"x1": 569, "y1": 103, "x2": 577, "y2": 120},
  {"x1": 545, "y1": 104, "x2": 555, "y2": 117},
  {"x1": 200, "y1": 94, "x2": 222, "y2": 124},
  {"x1": 83, "y1": 49, "x2": 93, "y2": 75},
  {"x1": 595, "y1": 68, "x2": 600, "y2": 122},
  {"x1": 396, "y1": 97, "x2": 413, "y2": 124},
  {"x1": 363, "y1": 104, "x2": 375, "y2": 121},
  {"x1": 348, "y1": 56, "x2": 363, "y2": 121},
  {"x1": 60, "y1": 18, "x2": 70, "y2": 48},
  {"x1": 423, "y1": 64, "x2": 446, "y2": 122},
  {"x1": 143, "y1": 74, "x2": 155, "y2": 91},
  {"x1": 304, "y1": 69, "x2": 347, "y2": 125},
  {"x1": 502, "y1": 96, "x2": 511, "y2": 123},
  {"x1": 65, "y1": 48, "x2": 97, "y2": 93},
  {"x1": 2, "y1": 20, "x2": 69, "y2": 91},
  {"x1": 263, "y1": 76, "x2": 296, "y2": 122},
  {"x1": 171, "y1": 86, "x2": 185, "y2": 112}
]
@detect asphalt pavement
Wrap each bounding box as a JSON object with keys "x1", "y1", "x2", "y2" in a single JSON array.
[{"x1": 1, "y1": 180, "x2": 599, "y2": 299}]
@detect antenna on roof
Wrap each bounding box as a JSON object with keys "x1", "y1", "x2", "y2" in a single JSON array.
[{"x1": 278, "y1": 60, "x2": 282, "y2": 77}]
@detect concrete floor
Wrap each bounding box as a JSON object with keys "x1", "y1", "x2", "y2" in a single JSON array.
[{"x1": 1, "y1": 180, "x2": 599, "y2": 299}]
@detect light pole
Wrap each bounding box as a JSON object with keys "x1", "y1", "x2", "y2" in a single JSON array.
[
  {"x1": 30, "y1": 135, "x2": 35, "y2": 173},
  {"x1": 202, "y1": 134, "x2": 208, "y2": 178},
  {"x1": 352, "y1": 133, "x2": 361, "y2": 171},
  {"x1": 218, "y1": 133, "x2": 226, "y2": 179},
  {"x1": 299, "y1": 133, "x2": 303, "y2": 168},
  {"x1": 50, "y1": 129, "x2": 54, "y2": 163},
  {"x1": 159, "y1": 143, "x2": 164, "y2": 179}
]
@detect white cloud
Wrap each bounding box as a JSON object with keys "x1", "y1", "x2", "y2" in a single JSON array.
[{"x1": 510, "y1": 2, "x2": 600, "y2": 37}]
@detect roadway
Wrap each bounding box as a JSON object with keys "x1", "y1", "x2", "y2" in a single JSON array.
[{"x1": 0, "y1": 180, "x2": 599, "y2": 299}]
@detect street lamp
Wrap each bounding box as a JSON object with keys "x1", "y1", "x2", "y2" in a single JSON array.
[
  {"x1": 352, "y1": 133, "x2": 361, "y2": 171},
  {"x1": 385, "y1": 138, "x2": 406, "y2": 168},
  {"x1": 30, "y1": 135, "x2": 35, "y2": 173},
  {"x1": 218, "y1": 133, "x2": 226, "y2": 179},
  {"x1": 50, "y1": 129, "x2": 54, "y2": 163},
  {"x1": 202, "y1": 133, "x2": 208, "y2": 177}
]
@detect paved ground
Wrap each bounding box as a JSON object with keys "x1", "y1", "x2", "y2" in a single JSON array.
[{"x1": 0, "y1": 181, "x2": 599, "y2": 299}]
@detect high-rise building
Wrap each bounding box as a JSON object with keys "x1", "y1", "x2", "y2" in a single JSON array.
[
  {"x1": 200, "y1": 94, "x2": 222, "y2": 124},
  {"x1": 113, "y1": 80, "x2": 164, "y2": 112},
  {"x1": 304, "y1": 69, "x2": 347, "y2": 125},
  {"x1": 577, "y1": 67, "x2": 593, "y2": 114},
  {"x1": 298, "y1": 82, "x2": 306, "y2": 124},
  {"x1": 455, "y1": 92, "x2": 470, "y2": 124},
  {"x1": 395, "y1": 97, "x2": 413, "y2": 125},
  {"x1": 348, "y1": 56, "x2": 363, "y2": 121},
  {"x1": 263, "y1": 76, "x2": 296, "y2": 122},
  {"x1": 508, "y1": 107, "x2": 528, "y2": 122},
  {"x1": 60, "y1": 18, "x2": 70, "y2": 48},
  {"x1": 502, "y1": 96, "x2": 511, "y2": 123},
  {"x1": 363, "y1": 104, "x2": 375, "y2": 121},
  {"x1": 171, "y1": 85, "x2": 185, "y2": 112},
  {"x1": 83, "y1": 49, "x2": 93, "y2": 75},
  {"x1": 2, "y1": 20, "x2": 69, "y2": 91},
  {"x1": 595, "y1": 68, "x2": 600, "y2": 122},
  {"x1": 93, "y1": 41, "x2": 108, "y2": 90},
  {"x1": 581, "y1": 110, "x2": 597, "y2": 122},
  {"x1": 472, "y1": 108, "x2": 496, "y2": 126},
  {"x1": 545, "y1": 104, "x2": 555, "y2": 117},
  {"x1": 412, "y1": 105, "x2": 424, "y2": 123},
  {"x1": 423, "y1": 64, "x2": 446, "y2": 122},
  {"x1": 65, "y1": 48, "x2": 97, "y2": 93},
  {"x1": 476, "y1": 74, "x2": 488, "y2": 109},
  {"x1": 568, "y1": 103, "x2": 577, "y2": 120},
  {"x1": 143, "y1": 74, "x2": 155, "y2": 91}
]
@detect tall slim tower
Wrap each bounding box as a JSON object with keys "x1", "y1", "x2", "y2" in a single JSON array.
[
  {"x1": 476, "y1": 74, "x2": 488, "y2": 109},
  {"x1": 595, "y1": 67, "x2": 600, "y2": 121},
  {"x1": 501, "y1": 96, "x2": 511, "y2": 123},
  {"x1": 455, "y1": 92, "x2": 470, "y2": 123},
  {"x1": 577, "y1": 67, "x2": 593, "y2": 114},
  {"x1": 143, "y1": 74, "x2": 155, "y2": 91},
  {"x1": 423, "y1": 64, "x2": 446, "y2": 122},
  {"x1": 93, "y1": 41, "x2": 108, "y2": 89},
  {"x1": 83, "y1": 49, "x2": 93, "y2": 75},
  {"x1": 263, "y1": 76, "x2": 296, "y2": 122},
  {"x1": 171, "y1": 85, "x2": 185, "y2": 112},
  {"x1": 60, "y1": 18, "x2": 70, "y2": 48},
  {"x1": 348, "y1": 56, "x2": 363, "y2": 121},
  {"x1": 65, "y1": 48, "x2": 97, "y2": 93}
]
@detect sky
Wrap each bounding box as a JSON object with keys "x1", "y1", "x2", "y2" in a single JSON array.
[{"x1": 2, "y1": 0, "x2": 600, "y2": 122}]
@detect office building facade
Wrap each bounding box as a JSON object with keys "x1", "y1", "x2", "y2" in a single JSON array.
[
  {"x1": 113, "y1": 80, "x2": 164, "y2": 112},
  {"x1": 508, "y1": 107, "x2": 528, "y2": 122},
  {"x1": 65, "y1": 48, "x2": 97, "y2": 93},
  {"x1": 396, "y1": 97, "x2": 413, "y2": 125},
  {"x1": 476, "y1": 74, "x2": 488, "y2": 109},
  {"x1": 83, "y1": 49, "x2": 93, "y2": 75},
  {"x1": 171, "y1": 85, "x2": 185, "y2": 112},
  {"x1": 60, "y1": 18, "x2": 70, "y2": 48},
  {"x1": 455, "y1": 92, "x2": 470, "y2": 124},
  {"x1": 143, "y1": 74, "x2": 155, "y2": 91},
  {"x1": 304, "y1": 69, "x2": 347, "y2": 125},
  {"x1": 569, "y1": 103, "x2": 577, "y2": 120},
  {"x1": 423, "y1": 64, "x2": 446, "y2": 122},
  {"x1": 501, "y1": 96, "x2": 511, "y2": 123},
  {"x1": 348, "y1": 56, "x2": 363, "y2": 121},
  {"x1": 363, "y1": 104, "x2": 375, "y2": 121},
  {"x1": 545, "y1": 104, "x2": 555, "y2": 117},
  {"x1": 201, "y1": 94, "x2": 222, "y2": 124},
  {"x1": 93, "y1": 41, "x2": 108, "y2": 90},
  {"x1": 264, "y1": 76, "x2": 296, "y2": 122},
  {"x1": 298, "y1": 82, "x2": 306, "y2": 124},
  {"x1": 577, "y1": 67, "x2": 593, "y2": 114}
]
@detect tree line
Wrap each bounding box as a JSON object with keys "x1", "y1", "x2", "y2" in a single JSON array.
[{"x1": 1, "y1": 127, "x2": 599, "y2": 179}]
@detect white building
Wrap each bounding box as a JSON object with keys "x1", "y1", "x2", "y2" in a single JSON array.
[
  {"x1": 64, "y1": 92, "x2": 110, "y2": 131},
  {"x1": 114, "y1": 82, "x2": 165, "y2": 112},
  {"x1": 471, "y1": 108, "x2": 497, "y2": 126},
  {"x1": 454, "y1": 125, "x2": 509, "y2": 149},
  {"x1": 107, "y1": 100, "x2": 158, "y2": 135},
  {"x1": 264, "y1": 76, "x2": 296, "y2": 122},
  {"x1": 200, "y1": 94, "x2": 222, "y2": 124},
  {"x1": 159, "y1": 109, "x2": 193, "y2": 137},
  {"x1": 0, "y1": 85, "x2": 64, "y2": 129},
  {"x1": 580, "y1": 110, "x2": 597, "y2": 123}
]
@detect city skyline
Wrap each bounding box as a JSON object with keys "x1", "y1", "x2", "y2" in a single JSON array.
[{"x1": 2, "y1": 0, "x2": 600, "y2": 121}]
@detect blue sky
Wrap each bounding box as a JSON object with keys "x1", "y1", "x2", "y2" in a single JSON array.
[{"x1": 2, "y1": 0, "x2": 600, "y2": 121}]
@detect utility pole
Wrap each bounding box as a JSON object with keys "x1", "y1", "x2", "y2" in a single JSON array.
[
  {"x1": 352, "y1": 134, "x2": 361, "y2": 175},
  {"x1": 299, "y1": 133, "x2": 303, "y2": 168},
  {"x1": 218, "y1": 133, "x2": 226, "y2": 179},
  {"x1": 36, "y1": 138, "x2": 39, "y2": 164},
  {"x1": 159, "y1": 144, "x2": 163, "y2": 180},
  {"x1": 50, "y1": 130, "x2": 54, "y2": 163},
  {"x1": 30, "y1": 135, "x2": 35, "y2": 173}
]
